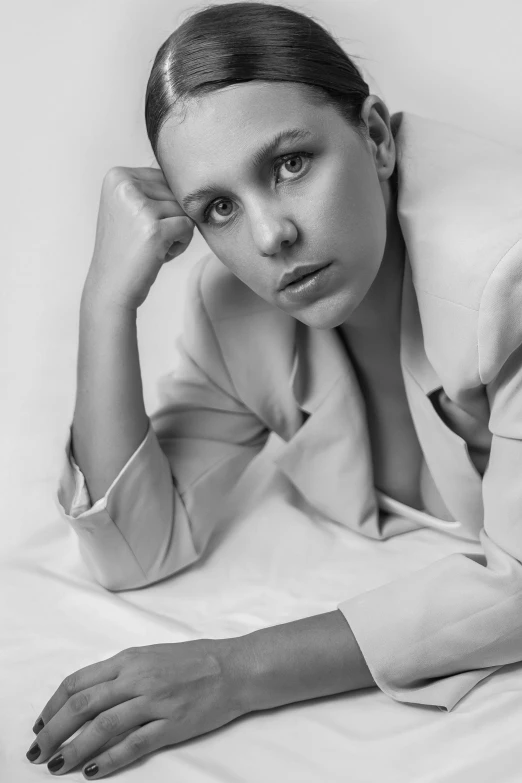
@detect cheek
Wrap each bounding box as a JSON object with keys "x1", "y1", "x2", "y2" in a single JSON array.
[
  {"x1": 345, "y1": 210, "x2": 387, "y2": 309},
  {"x1": 206, "y1": 232, "x2": 267, "y2": 286},
  {"x1": 332, "y1": 168, "x2": 387, "y2": 267}
]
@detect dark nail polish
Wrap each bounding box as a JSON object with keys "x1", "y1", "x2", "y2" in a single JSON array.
[
  {"x1": 26, "y1": 742, "x2": 40, "y2": 762},
  {"x1": 48, "y1": 755, "x2": 64, "y2": 773},
  {"x1": 32, "y1": 717, "x2": 44, "y2": 734},
  {"x1": 84, "y1": 762, "x2": 99, "y2": 777}
]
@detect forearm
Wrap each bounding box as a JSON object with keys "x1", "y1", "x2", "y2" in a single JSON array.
[
  {"x1": 227, "y1": 610, "x2": 375, "y2": 714},
  {"x1": 71, "y1": 288, "x2": 149, "y2": 505}
]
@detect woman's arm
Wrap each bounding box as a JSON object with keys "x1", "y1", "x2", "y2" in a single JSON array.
[
  {"x1": 56, "y1": 254, "x2": 271, "y2": 591},
  {"x1": 71, "y1": 289, "x2": 149, "y2": 506},
  {"x1": 230, "y1": 610, "x2": 375, "y2": 713}
]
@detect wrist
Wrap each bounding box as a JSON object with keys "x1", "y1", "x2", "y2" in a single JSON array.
[
  {"x1": 223, "y1": 611, "x2": 375, "y2": 714},
  {"x1": 81, "y1": 266, "x2": 140, "y2": 319},
  {"x1": 80, "y1": 284, "x2": 138, "y2": 322},
  {"x1": 214, "y1": 634, "x2": 260, "y2": 718}
]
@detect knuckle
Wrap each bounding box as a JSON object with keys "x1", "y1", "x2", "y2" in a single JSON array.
[
  {"x1": 115, "y1": 177, "x2": 135, "y2": 199},
  {"x1": 122, "y1": 646, "x2": 139, "y2": 659},
  {"x1": 62, "y1": 742, "x2": 80, "y2": 765},
  {"x1": 105, "y1": 747, "x2": 117, "y2": 768},
  {"x1": 135, "y1": 208, "x2": 160, "y2": 237},
  {"x1": 140, "y1": 218, "x2": 161, "y2": 241},
  {"x1": 69, "y1": 691, "x2": 90, "y2": 715},
  {"x1": 62, "y1": 673, "x2": 79, "y2": 695},
  {"x1": 127, "y1": 733, "x2": 148, "y2": 755},
  {"x1": 135, "y1": 201, "x2": 154, "y2": 221},
  {"x1": 105, "y1": 166, "x2": 124, "y2": 184},
  {"x1": 94, "y1": 711, "x2": 121, "y2": 734}
]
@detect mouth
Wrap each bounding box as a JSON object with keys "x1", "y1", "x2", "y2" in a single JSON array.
[
  {"x1": 277, "y1": 261, "x2": 335, "y2": 302},
  {"x1": 278, "y1": 262, "x2": 331, "y2": 291}
]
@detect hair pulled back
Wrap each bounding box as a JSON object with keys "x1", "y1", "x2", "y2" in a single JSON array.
[{"x1": 145, "y1": 2, "x2": 372, "y2": 158}]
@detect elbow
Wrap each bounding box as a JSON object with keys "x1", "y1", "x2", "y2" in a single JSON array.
[{"x1": 78, "y1": 544, "x2": 152, "y2": 592}]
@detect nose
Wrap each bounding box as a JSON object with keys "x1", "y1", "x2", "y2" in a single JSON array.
[{"x1": 249, "y1": 208, "x2": 298, "y2": 256}]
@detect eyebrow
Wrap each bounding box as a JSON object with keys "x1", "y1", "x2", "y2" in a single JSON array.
[{"x1": 180, "y1": 127, "x2": 314, "y2": 213}]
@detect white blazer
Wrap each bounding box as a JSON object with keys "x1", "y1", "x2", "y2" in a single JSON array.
[{"x1": 56, "y1": 111, "x2": 522, "y2": 713}]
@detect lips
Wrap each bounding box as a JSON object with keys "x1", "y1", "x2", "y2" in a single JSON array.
[{"x1": 278, "y1": 262, "x2": 330, "y2": 291}]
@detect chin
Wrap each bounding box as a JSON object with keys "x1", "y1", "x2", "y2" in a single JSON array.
[
  {"x1": 297, "y1": 292, "x2": 362, "y2": 330},
  {"x1": 293, "y1": 307, "x2": 347, "y2": 331}
]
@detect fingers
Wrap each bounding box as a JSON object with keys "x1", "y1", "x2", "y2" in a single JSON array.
[
  {"x1": 35, "y1": 700, "x2": 155, "y2": 778},
  {"x1": 130, "y1": 166, "x2": 167, "y2": 181},
  {"x1": 130, "y1": 170, "x2": 190, "y2": 219},
  {"x1": 132, "y1": 181, "x2": 193, "y2": 220},
  {"x1": 139, "y1": 181, "x2": 180, "y2": 204},
  {"x1": 141, "y1": 182, "x2": 178, "y2": 205},
  {"x1": 37, "y1": 656, "x2": 121, "y2": 729},
  {"x1": 158, "y1": 215, "x2": 195, "y2": 251},
  {"x1": 77, "y1": 720, "x2": 168, "y2": 779},
  {"x1": 150, "y1": 199, "x2": 193, "y2": 221},
  {"x1": 30, "y1": 679, "x2": 138, "y2": 765},
  {"x1": 113, "y1": 166, "x2": 192, "y2": 218}
]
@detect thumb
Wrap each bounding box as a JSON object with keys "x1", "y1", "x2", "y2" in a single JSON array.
[{"x1": 159, "y1": 216, "x2": 195, "y2": 258}]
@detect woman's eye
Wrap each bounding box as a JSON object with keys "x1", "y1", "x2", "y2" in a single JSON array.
[
  {"x1": 202, "y1": 152, "x2": 312, "y2": 227},
  {"x1": 202, "y1": 199, "x2": 235, "y2": 226},
  {"x1": 274, "y1": 152, "x2": 309, "y2": 182},
  {"x1": 205, "y1": 200, "x2": 234, "y2": 223}
]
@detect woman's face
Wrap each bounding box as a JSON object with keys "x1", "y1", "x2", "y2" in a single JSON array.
[{"x1": 157, "y1": 82, "x2": 397, "y2": 329}]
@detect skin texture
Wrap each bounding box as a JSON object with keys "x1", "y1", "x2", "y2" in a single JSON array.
[
  {"x1": 27, "y1": 639, "x2": 251, "y2": 778},
  {"x1": 157, "y1": 83, "x2": 405, "y2": 334}
]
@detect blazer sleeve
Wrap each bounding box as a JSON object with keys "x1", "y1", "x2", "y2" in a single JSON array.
[
  {"x1": 55, "y1": 254, "x2": 270, "y2": 591},
  {"x1": 337, "y1": 246, "x2": 522, "y2": 712}
]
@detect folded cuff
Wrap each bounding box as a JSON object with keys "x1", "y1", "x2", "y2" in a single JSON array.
[
  {"x1": 54, "y1": 420, "x2": 199, "y2": 590},
  {"x1": 337, "y1": 586, "x2": 502, "y2": 713},
  {"x1": 58, "y1": 423, "x2": 152, "y2": 519}
]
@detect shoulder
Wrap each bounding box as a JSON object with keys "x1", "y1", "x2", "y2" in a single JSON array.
[
  {"x1": 396, "y1": 113, "x2": 522, "y2": 384},
  {"x1": 396, "y1": 112, "x2": 522, "y2": 311}
]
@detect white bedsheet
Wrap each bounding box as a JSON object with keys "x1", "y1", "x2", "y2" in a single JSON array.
[{"x1": 4, "y1": 427, "x2": 522, "y2": 782}]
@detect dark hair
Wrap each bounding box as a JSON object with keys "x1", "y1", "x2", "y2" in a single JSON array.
[{"x1": 145, "y1": 1, "x2": 372, "y2": 159}]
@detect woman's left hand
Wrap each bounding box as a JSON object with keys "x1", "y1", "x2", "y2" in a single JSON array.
[{"x1": 26, "y1": 638, "x2": 251, "y2": 778}]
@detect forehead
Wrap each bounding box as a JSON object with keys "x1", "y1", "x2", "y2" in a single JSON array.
[
  {"x1": 156, "y1": 82, "x2": 337, "y2": 194},
  {"x1": 158, "y1": 81, "x2": 322, "y2": 152}
]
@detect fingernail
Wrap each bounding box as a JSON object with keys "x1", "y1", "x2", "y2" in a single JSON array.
[
  {"x1": 32, "y1": 717, "x2": 44, "y2": 734},
  {"x1": 84, "y1": 763, "x2": 99, "y2": 777},
  {"x1": 26, "y1": 742, "x2": 41, "y2": 762},
  {"x1": 48, "y1": 754, "x2": 64, "y2": 773}
]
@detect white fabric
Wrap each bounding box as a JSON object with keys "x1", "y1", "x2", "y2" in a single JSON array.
[
  {"x1": 67, "y1": 425, "x2": 459, "y2": 530},
  {"x1": 4, "y1": 430, "x2": 522, "y2": 780}
]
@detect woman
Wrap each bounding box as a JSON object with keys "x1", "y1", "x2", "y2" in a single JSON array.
[{"x1": 28, "y1": 2, "x2": 522, "y2": 778}]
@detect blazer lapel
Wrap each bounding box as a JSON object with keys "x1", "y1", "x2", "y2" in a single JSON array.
[
  {"x1": 272, "y1": 317, "x2": 424, "y2": 539},
  {"x1": 399, "y1": 251, "x2": 484, "y2": 538}
]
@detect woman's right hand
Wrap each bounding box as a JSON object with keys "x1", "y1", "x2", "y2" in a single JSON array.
[{"x1": 83, "y1": 166, "x2": 195, "y2": 312}]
